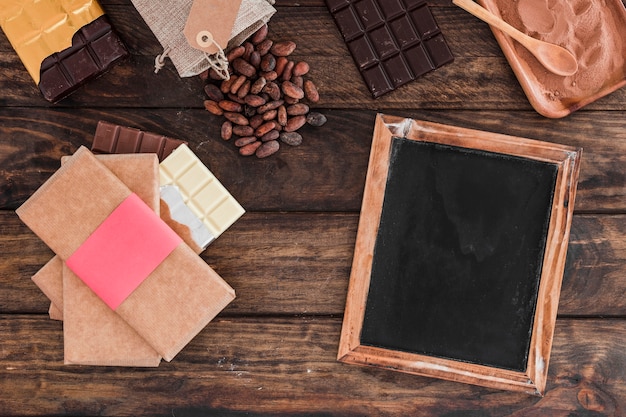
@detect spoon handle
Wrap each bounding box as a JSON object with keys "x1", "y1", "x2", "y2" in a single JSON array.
[{"x1": 452, "y1": 0, "x2": 535, "y2": 50}]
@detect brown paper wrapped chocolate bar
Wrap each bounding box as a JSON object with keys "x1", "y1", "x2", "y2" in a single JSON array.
[
  {"x1": 18, "y1": 147, "x2": 235, "y2": 362},
  {"x1": 33, "y1": 154, "x2": 162, "y2": 366},
  {"x1": 32, "y1": 154, "x2": 162, "y2": 317}
]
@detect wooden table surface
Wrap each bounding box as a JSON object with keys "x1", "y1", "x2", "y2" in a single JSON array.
[{"x1": 1, "y1": 1, "x2": 625, "y2": 416}]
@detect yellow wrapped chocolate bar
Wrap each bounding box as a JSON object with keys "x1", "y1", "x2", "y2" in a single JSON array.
[
  {"x1": 0, "y1": 0, "x2": 127, "y2": 102},
  {"x1": 0, "y1": 0, "x2": 104, "y2": 83}
]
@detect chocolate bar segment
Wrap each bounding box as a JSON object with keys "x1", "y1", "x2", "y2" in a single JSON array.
[
  {"x1": 39, "y1": 15, "x2": 128, "y2": 102},
  {"x1": 326, "y1": 0, "x2": 454, "y2": 98},
  {"x1": 92, "y1": 121, "x2": 188, "y2": 161}
]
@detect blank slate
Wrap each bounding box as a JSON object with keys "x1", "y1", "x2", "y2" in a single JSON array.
[{"x1": 338, "y1": 114, "x2": 582, "y2": 395}]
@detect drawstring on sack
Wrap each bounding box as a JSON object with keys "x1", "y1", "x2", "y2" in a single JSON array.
[{"x1": 154, "y1": 47, "x2": 171, "y2": 74}]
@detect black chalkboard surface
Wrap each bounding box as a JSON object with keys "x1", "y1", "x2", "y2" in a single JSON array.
[
  {"x1": 338, "y1": 115, "x2": 581, "y2": 396},
  {"x1": 360, "y1": 138, "x2": 557, "y2": 372}
]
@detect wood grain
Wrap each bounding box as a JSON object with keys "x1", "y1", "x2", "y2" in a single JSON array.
[
  {"x1": 1, "y1": 0, "x2": 625, "y2": 414},
  {"x1": 2, "y1": 211, "x2": 625, "y2": 317},
  {"x1": 2, "y1": 109, "x2": 626, "y2": 212},
  {"x1": 0, "y1": 316, "x2": 624, "y2": 416}
]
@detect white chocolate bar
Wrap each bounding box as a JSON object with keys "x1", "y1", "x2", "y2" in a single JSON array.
[{"x1": 159, "y1": 144, "x2": 245, "y2": 240}]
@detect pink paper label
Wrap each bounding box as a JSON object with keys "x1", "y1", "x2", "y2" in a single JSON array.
[{"x1": 66, "y1": 193, "x2": 182, "y2": 310}]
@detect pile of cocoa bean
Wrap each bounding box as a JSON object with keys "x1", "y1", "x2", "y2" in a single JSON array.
[{"x1": 201, "y1": 24, "x2": 326, "y2": 158}]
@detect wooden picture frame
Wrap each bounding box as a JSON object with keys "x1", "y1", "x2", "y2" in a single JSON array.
[{"x1": 338, "y1": 114, "x2": 582, "y2": 396}]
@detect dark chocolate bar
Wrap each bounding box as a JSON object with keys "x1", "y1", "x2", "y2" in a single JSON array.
[
  {"x1": 325, "y1": 0, "x2": 454, "y2": 98},
  {"x1": 39, "y1": 15, "x2": 128, "y2": 102},
  {"x1": 92, "y1": 121, "x2": 188, "y2": 161}
]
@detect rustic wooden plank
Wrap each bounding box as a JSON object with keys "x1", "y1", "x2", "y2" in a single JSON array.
[
  {"x1": 1, "y1": 109, "x2": 626, "y2": 212},
  {"x1": 2, "y1": 211, "x2": 625, "y2": 317},
  {"x1": 0, "y1": 315, "x2": 623, "y2": 416},
  {"x1": 2, "y1": 6, "x2": 626, "y2": 111}
]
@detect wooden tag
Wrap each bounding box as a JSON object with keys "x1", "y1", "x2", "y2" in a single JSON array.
[{"x1": 183, "y1": 0, "x2": 242, "y2": 55}]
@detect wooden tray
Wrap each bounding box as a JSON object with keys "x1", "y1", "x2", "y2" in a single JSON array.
[
  {"x1": 338, "y1": 114, "x2": 582, "y2": 395},
  {"x1": 477, "y1": 0, "x2": 626, "y2": 118}
]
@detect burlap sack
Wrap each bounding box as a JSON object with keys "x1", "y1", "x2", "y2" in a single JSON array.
[{"x1": 132, "y1": 0, "x2": 276, "y2": 77}]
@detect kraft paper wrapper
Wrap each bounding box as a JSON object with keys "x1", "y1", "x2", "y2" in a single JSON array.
[
  {"x1": 32, "y1": 154, "x2": 162, "y2": 319},
  {"x1": 18, "y1": 147, "x2": 236, "y2": 362},
  {"x1": 31, "y1": 154, "x2": 162, "y2": 366},
  {"x1": 63, "y1": 263, "x2": 162, "y2": 366}
]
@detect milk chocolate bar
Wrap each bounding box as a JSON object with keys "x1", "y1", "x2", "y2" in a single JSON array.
[
  {"x1": 92, "y1": 121, "x2": 187, "y2": 161},
  {"x1": 0, "y1": 1, "x2": 128, "y2": 102},
  {"x1": 326, "y1": 0, "x2": 454, "y2": 98}
]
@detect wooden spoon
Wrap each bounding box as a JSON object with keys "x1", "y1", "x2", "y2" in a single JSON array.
[{"x1": 453, "y1": 0, "x2": 578, "y2": 76}]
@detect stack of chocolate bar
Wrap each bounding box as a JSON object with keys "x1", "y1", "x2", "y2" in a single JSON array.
[{"x1": 20, "y1": 123, "x2": 244, "y2": 366}]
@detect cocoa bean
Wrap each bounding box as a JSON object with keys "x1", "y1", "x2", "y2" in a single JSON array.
[
  {"x1": 255, "y1": 121, "x2": 277, "y2": 137},
  {"x1": 220, "y1": 75, "x2": 237, "y2": 94},
  {"x1": 249, "y1": 51, "x2": 261, "y2": 69},
  {"x1": 282, "y1": 80, "x2": 305, "y2": 99},
  {"x1": 260, "y1": 54, "x2": 276, "y2": 72},
  {"x1": 291, "y1": 75, "x2": 303, "y2": 89},
  {"x1": 237, "y1": 80, "x2": 251, "y2": 99},
  {"x1": 261, "y1": 129, "x2": 280, "y2": 142},
  {"x1": 255, "y1": 39, "x2": 273, "y2": 56},
  {"x1": 277, "y1": 105, "x2": 288, "y2": 126},
  {"x1": 227, "y1": 93, "x2": 245, "y2": 104},
  {"x1": 284, "y1": 96, "x2": 300, "y2": 105},
  {"x1": 293, "y1": 61, "x2": 310, "y2": 77},
  {"x1": 271, "y1": 41, "x2": 296, "y2": 57},
  {"x1": 218, "y1": 100, "x2": 243, "y2": 112},
  {"x1": 224, "y1": 112, "x2": 249, "y2": 125},
  {"x1": 304, "y1": 80, "x2": 320, "y2": 102},
  {"x1": 260, "y1": 70, "x2": 278, "y2": 81},
  {"x1": 249, "y1": 114, "x2": 264, "y2": 129},
  {"x1": 230, "y1": 75, "x2": 247, "y2": 94},
  {"x1": 262, "y1": 82, "x2": 281, "y2": 101},
  {"x1": 234, "y1": 136, "x2": 258, "y2": 147},
  {"x1": 250, "y1": 77, "x2": 267, "y2": 95},
  {"x1": 221, "y1": 121, "x2": 233, "y2": 140},
  {"x1": 256, "y1": 140, "x2": 280, "y2": 158},
  {"x1": 284, "y1": 115, "x2": 307, "y2": 132},
  {"x1": 239, "y1": 141, "x2": 262, "y2": 156},
  {"x1": 280, "y1": 131, "x2": 303, "y2": 146},
  {"x1": 204, "y1": 83, "x2": 224, "y2": 102},
  {"x1": 244, "y1": 94, "x2": 267, "y2": 107},
  {"x1": 257, "y1": 99, "x2": 284, "y2": 114},
  {"x1": 199, "y1": 70, "x2": 209, "y2": 80},
  {"x1": 251, "y1": 24, "x2": 268, "y2": 44},
  {"x1": 204, "y1": 100, "x2": 223, "y2": 115},
  {"x1": 233, "y1": 125, "x2": 255, "y2": 136},
  {"x1": 227, "y1": 45, "x2": 245, "y2": 62},
  {"x1": 262, "y1": 109, "x2": 278, "y2": 121},
  {"x1": 286, "y1": 103, "x2": 309, "y2": 116},
  {"x1": 306, "y1": 112, "x2": 327, "y2": 127},
  {"x1": 275, "y1": 56, "x2": 288, "y2": 77},
  {"x1": 282, "y1": 61, "x2": 295, "y2": 81},
  {"x1": 243, "y1": 42, "x2": 254, "y2": 61},
  {"x1": 233, "y1": 58, "x2": 256, "y2": 78}
]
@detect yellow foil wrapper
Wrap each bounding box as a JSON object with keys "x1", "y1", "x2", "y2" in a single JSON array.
[{"x1": 0, "y1": 0, "x2": 104, "y2": 83}]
